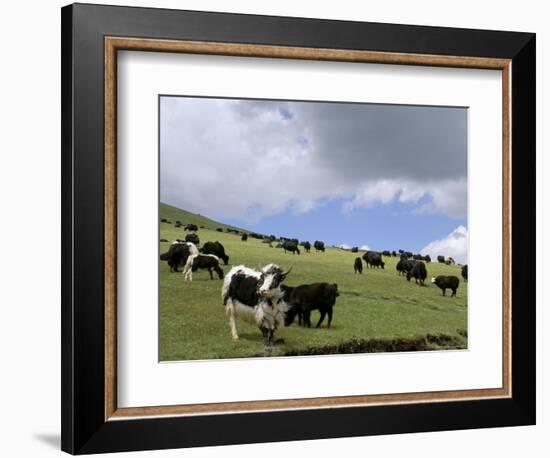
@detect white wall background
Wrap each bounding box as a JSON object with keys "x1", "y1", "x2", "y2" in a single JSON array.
[{"x1": 0, "y1": 1, "x2": 544, "y2": 456}]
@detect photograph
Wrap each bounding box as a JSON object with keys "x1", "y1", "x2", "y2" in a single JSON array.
[
  {"x1": 57, "y1": 2, "x2": 536, "y2": 454},
  {"x1": 159, "y1": 95, "x2": 469, "y2": 360}
]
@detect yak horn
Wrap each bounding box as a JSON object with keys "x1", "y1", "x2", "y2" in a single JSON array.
[{"x1": 283, "y1": 266, "x2": 293, "y2": 277}]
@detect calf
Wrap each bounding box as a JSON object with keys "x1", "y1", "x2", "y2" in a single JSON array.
[
  {"x1": 431, "y1": 275, "x2": 460, "y2": 297},
  {"x1": 184, "y1": 223, "x2": 198, "y2": 231},
  {"x1": 182, "y1": 254, "x2": 224, "y2": 281},
  {"x1": 354, "y1": 257, "x2": 363, "y2": 274},
  {"x1": 282, "y1": 283, "x2": 339, "y2": 328},
  {"x1": 221, "y1": 264, "x2": 291, "y2": 349}
]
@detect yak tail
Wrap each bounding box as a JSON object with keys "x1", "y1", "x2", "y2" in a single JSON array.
[
  {"x1": 222, "y1": 292, "x2": 230, "y2": 306},
  {"x1": 160, "y1": 251, "x2": 170, "y2": 261}
]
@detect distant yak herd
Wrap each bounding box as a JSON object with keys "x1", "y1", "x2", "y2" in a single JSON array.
[
  {"x1": 160, "y1": 218, "x2": 466, "y2": 349},
  {"x1": 356, "y1": 249, "x2": 466, "y2": 297}
]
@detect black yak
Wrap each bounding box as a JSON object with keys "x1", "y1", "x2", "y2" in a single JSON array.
[
  {"x1": 314, "y1": 240, "x2": 325, "y2": 252},
  {"x1": 354, "y1": 257, "x2": 363, "y2": 274},
  {"x1": 431, "y1": 275, "x2": 460, "y2": 297},
  {"x1": 185, "y1": 233, "x2": 200, "y2": 245},
  {"x1": 282, "y1": 241, "x2": 300, "y2": 255},
  {"x1": 406, "y1": 261, "x2": 427, "y2": 285},
  {"x1": 363, "y1": 251, "x2": 385, "y2": 269},
  {"x1": 201, "y1": 241, "x2": 229, "y2": 265},
  {"x1": 282, "y1": 282, "x2": 339, "y2": 328}
]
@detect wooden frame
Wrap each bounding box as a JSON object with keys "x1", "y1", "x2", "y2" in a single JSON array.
[{"x1": 62, "y1": 3, "x2": 535, "y2": 454}]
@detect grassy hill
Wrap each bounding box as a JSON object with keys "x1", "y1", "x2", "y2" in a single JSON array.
[
  {"x1": 160, "y1": 203, "x2": 248, "y2": 234},
  {"x1": 159, "y1": 205, "x2": 468, "y2": 361}
]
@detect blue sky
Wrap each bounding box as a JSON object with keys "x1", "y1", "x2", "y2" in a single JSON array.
[
  {"x1": 223, "y1": 197, "x2": 466, "y2": 254},
  {"x1": 160, "y1": 96, "x2": 468, "y2": 261}
]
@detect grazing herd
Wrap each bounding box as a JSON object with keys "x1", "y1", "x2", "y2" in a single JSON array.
[{"x1": 160, "y1": 218, "x2": 466, "y2": 350}]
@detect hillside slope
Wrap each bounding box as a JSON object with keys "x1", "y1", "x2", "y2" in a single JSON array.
[
  {"x1": 160, "y1": 203, "x2": 248, "y2": 233},
  {"x1": 159, "y1": 206, "x2": 468, "y2": 361}
]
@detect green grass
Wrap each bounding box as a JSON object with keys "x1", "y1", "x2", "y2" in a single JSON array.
[{"x1": 159, "y1": 203, "x2": 468, "y2": 361}]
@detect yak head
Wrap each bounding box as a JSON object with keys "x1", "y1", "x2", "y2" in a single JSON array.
[{"x1": 258, "y1": 264, "x2": 292, "y2": 297}]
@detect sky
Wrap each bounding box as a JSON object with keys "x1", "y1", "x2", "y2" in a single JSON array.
[{"x1": 160, "y1": 96, "x2": 468, "y2": 263}]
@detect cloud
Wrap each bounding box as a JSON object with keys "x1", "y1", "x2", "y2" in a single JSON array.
[
  {"x1": 420, "y1": 226, "x2": 468, "y2": 264},
  {"x1": 160, "y1": 97, "x2": 467, "y2": 222}
]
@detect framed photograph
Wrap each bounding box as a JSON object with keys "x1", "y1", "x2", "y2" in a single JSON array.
[{"x1": 61, "y1": 3, "x2": 536, "y2": 454}]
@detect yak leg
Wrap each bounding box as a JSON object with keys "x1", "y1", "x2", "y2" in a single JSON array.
[
  {"x1": 208, "y1": 268, "x2": 214, "y2": 280},
  {"x1": 442, "y1": 288, "x2": 446, "y2": 296},
  {"x1": 226, "y1": 303, "x2": 239, "y2": 340},
  {"x1": 261, "y1": 327, "x2": 272, "y2": 350},
  {"x1": 327, "y1": 308, "x2": 333, "y2": 328},
  {"x1": 316, "y1": 309, "x2": 327, "y2": 328},
  {"x1": 304, "y1": 311, "x2": 311, "y2": 328},
  {"x1": 451, "y1": 288, "x2": 457, "y2": 298}
]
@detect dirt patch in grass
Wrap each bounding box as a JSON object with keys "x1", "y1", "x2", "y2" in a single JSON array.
[{"x1": 284, "y1": 333, "x2": 465, "y2": 356}]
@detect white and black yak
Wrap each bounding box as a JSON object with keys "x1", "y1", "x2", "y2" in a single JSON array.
[
  {"x1": 221, "y1": 264, "x2": 292, "y2": 349},
  {"x1": 160, "y1": 241, "x2": 199, "y2": 272},
  {"x1": 182, "y1": 254, "x2": 224, "y2": 281}
]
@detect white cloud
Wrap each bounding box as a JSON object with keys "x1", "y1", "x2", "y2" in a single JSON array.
[
  {"x1": 160, "y1": 97, "x2": 467, "y2": 222},
  {"x1": 421, "y1": 226, "x2": 468, "y2": 264},
  {"x1": 343, "y1": 178, "x2": 467, "y2": 219},
  {"x1": 360, "y1": 245, "x2": 371, "y2": 251}
]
